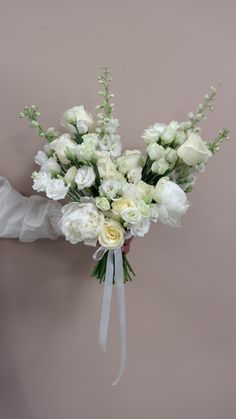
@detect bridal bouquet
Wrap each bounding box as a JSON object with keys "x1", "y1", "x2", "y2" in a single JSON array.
[{"x1": 19, "y1": 66, "x2": 229, "y2": 384}]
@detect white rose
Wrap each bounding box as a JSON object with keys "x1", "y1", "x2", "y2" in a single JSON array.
[
  {"x1": 135, "y1": 181, "x2": 154, "y2": 204},
  {"x1": 151, "y1": 157, "x2": 169, "y2": 175},
  {"x1": 34, "y1": 150, "x2": 48, "y2": 166},
  {"x1": 154, "y1": 178, "x2": 189, "y2": 227},
  {"x1": 112, "y1": 197, "x2": 136, "y2": 215},
  {"x1": 50, "y1": 134, "x2": 77, "y2": 164},
  {"x1": 120, "y1": 207, "x2": 142, "y2": 225},
  {"x1": 142, "y1": 123, "x2": 166, "y2": 144},
  {"x1": 60, "y1": 202, "x2": 103, "y2": 245},
  {"x1": 61, "y1": 105, "x2": 93, "y2": 134},
  {"x1": 95, "y1": 197, "x2": 110, "y2": 212},
  {"x1": 41, "y1": 158, "x2": 61, "y2": 174},
  {"x1": 99, "y1": 179, "x2": 122, "y2": 200},
  {"x1": 32, "y1": 171, "x2": 52, "y2": 192},
  {"x1": 177, "y1": 132, "x2": 212, "y2": 166},
  {"x1": 147, "y1": 143, "x2": 165, "y2": 160},
  {"x1": 45, "y1": 178, "x2": 69, "y2": 200},
  {"x1": 127, "y1": 167, "x2": 142, "y2": 184},
  {"x1": 75, "y1": 166, "x2": 95, "y2": 190},
  {"x1": 116, "y1": 150, "x2": 144, "y2": 175},
  {"x1": 130, "y1": 218, "x2": 150, "y2": 237},
  {"x1": 98, "y1": 219, "x2": 124, "y2": 249}
]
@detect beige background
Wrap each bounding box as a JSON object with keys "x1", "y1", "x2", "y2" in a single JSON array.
[{"x1": 0, "y1": 0, "x2": 236, "y2": 418}]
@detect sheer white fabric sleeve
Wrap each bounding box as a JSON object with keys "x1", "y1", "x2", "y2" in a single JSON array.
[{"x1": 0, "y1": 177, "x2": 62, "y2": 242}]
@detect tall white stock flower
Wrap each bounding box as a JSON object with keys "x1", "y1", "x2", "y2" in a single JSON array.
[
  {"x1": 99, "y1": 179, "x2": 122, "y2": 200},
  {"x1": 142, "y1": 123, "x2": 166, "y2": 144},
  {"x1": 130, "y1": 218, "x2": 150, "y2": 237},
  {"x1": 60, "y1": 202, "x2": 103, "y2": 245},
  {"x1": 154, "y1": 178, "x2": 189, "y2": 227},
  {"x1": 46, "y1": 178, "x2": 69, "y2": 200},
  {"x1": 32, "y1": 171, "x2": 52, "y2": 192},
  {"x1": 50, "y1": 134, "x2": 77, "y2": 164},
  {"x1": 177, "y1": 132, "x2": 212, "y2": 166},
  {"x1": 61, "y1": 105, "x2": 93, "y2": 134},
  {"x1": 75, "y1": 166, "x2": 96, "y2": 190}
]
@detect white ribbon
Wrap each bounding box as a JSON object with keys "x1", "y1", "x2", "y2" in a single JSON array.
[{"x1": 97, "y1": 247, "x2": 126, "y2": 385}]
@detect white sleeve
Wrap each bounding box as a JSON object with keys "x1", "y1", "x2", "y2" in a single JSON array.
[{"x1": 0, "y1": 176, "x2": 62, "y2": 242}]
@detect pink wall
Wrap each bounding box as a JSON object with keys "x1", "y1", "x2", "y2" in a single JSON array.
[{"x1": 0, "y1": 1, "x2": 236, "y2": 418}]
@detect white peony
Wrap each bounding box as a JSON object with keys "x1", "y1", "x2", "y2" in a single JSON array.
[
  {"x1": 98, "y1": 219, "x2": 124, "y2": 249},
  {"x1": 46, "y1": 179, "x2": 69, "y2": 200},
  {"x1": 50, "y1": 134, "x2": 77, "y2": 164},
  {"x1": 130, "y1": 218, "x2": 150, "y2": 237},
  {"x1": 60, "y1": 202, "x2": 103, "y2": 245},
  {"x1": 154, "y1": 178, "x2": 189, "y2": 227},
  {"x1": 142, "y1": 123, "x2": 166, "y2": 144},
  {"x1": 75, "y1": 166, "x2": 95, "y2": 190},
  {"x1": 177, "y1": 132, "x2": 212, "y2": 166},
  {"x1": 61, "y1": 105, "x2": 93, "y2": 134},
  {"x1": 99, "y1": 179, "x2": 122, "y2": 200}
]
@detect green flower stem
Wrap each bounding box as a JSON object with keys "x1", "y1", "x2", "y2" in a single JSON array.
[{"x1": 91, "y1": 251, "x2": 135, "y2": 284}]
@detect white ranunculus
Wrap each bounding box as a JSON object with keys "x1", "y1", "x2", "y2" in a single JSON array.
[
  {"x1": 151, "y1": 158, "x2": 169, "y2": 175},
  {"x1": 99, "y1": 179, "x2": 122, "y2": 200},
  {"x1": 154, "y1": 178, "x2": 189, "y2": 227},
  {"x1": 96, "y1": 152, "x2": 116, "y2": 179},
  {"x1": 32, "y1": 171, "x2": 52, "y2": 192},
  {"x1": 116, "y1": 150, "x2": 144, "y2": 175},
  {"x1": 34, "y1": 150, "x2": 48, "y2": 166},
  {"x1": 75, "y1": 166, "x2": 95, "y2": 190},
  {"x1": 61, "y1": 106, "x2": 93, "y2": 134},
  {"x1": 64, "y1": 166, "x2": 78, "y2": 185},
  {"x1": 60, "y1": 202, "x2": 103, "y2": 245},
  {"x1": 135, "y1": 181, "x2": 154, "y2": 204},
  {"x1": 95, "y1": 197, "x2": 110, "y2": 212},
  {"x1": 41, "y1": 158, "x2": 61, "y2": 174},
  {"x1": 177, "y1": 132, "x2": 212, "y2": 166},
  {"x1": 142, "y1": 123, "x2": 166, "y2": 144},
  {"x1": 45, "y1": 179, "x2": 69, "y2": 200},
  {"x1": 147, "y1": 143, "x2": 165, "y2": 161},
  {"x1": 130, "y1": 218, "x2": 150, "y2": 237},
  {"x1": 120, "y1": 207, "x2": 142, "y2": 225},
  {"x1": 98, "y1": 219, "x2": 124, "y2": 249},
  {"x1": 150, "y1": 204, "x2": 159, "y2": 222},
  {"x1": 127, "y1": 167, "x2": 143, "y2": 184},
  {"x1": 161, "y1": 121, "x2": 180, "y2": 145},
  {"x1": 50, "y1": 134, "x2": 77, "y2": 164}
]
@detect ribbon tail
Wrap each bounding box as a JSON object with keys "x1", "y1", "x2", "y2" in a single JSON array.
[
  {"x1": 112, "y1": 248, "x2": 126, "y2": 386},
  {"x1": 99, "y1": 250, "x2": 114, "y2": 352}
]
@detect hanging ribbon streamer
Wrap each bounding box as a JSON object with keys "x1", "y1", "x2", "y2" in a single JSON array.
[{"x1": 95, "y1": 247, "x2": 126, "y2": 385}]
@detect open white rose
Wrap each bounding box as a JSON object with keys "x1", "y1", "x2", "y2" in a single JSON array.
[
  {"x1": 112, "y1": 197, "x2": 136, "y2": 215},
  {"x1": 50, "y1": 134, "x2": 77, "y2": 165},
  {"x1": 154, "y1": 178, "x2": 189, "y2": 227},
  {"x1": 75, "y1": 166, "x2": 95, "y2": 190},
  {"x1": 98, "y1": 219, "x2": 124, "y2": 249},
  {"x1": 60, "y1": 202, "x2": 103, "y2": 245},
  {"x1": 177, "y1": 132, "x2": 212, "y2": 166},
  {"x1": 61, "y1": 105, "x2": 93, "y2": 134},
  {"x1": 46, "y1": 178, "x2": 69, "y2": 200}
]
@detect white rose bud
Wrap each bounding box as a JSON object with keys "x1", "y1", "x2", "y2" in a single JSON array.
[
  {"x1": 64, "y1": 166, "x2": 78, "y2": 186},
  {"x1": 75, "y1": 166, "x2": 95, "y2": 190},
  {"x1": 147, "y1": 143, "x2": 165, "y2": 161},
  {"x1": 151, "y1": 157, "x2": 169, "y2": 175},
  {"x1": 50, "y1": 134, "x2": 77, "y2": 165},
  {"x1": 61, "y1": 106, "x2": 93, "y2": 134},
  {"x1": 161, "y1": 121, "x2": 179, "y2": 145},
  {"x1": 177, "y1": 132, "x2": 212, "y2": 166}
]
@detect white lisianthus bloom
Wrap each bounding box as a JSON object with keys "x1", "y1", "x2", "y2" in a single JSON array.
[
  {"x1": 120, "y1": 207, "x2": 142, "y2": 225},
  {"x1": 137, "y1": 200, "x2": 151, "y2": 218},
  {"x1": 154, "y1": 178, "x2": 189, "y2": 227},
  {"x1": 151, "y1": 158, "x2": 169, "y2": 175},
  {"x1": 60, "y1": 202, "x2": 103, "y2": 245},
  {"x1": 98, "y1": 219, "x2": 124, "y2": 249},
  {"x1": 82, "y1": 133, "x2": 98, "y2": 147},
  {"x1": 130, "y1": 218, "x2": 150, "y2": 237},
  {"x1": 174, "y1": 131, "x2": 186, "y2": 146},
  {"x1": 165, "y1": 148, "x2": 178, "y2": 164},
  {"x1": 34, "y1": 150, "x2": 48, "y2": 166},
  {"x1": 177, "y1": 132, "x2": 212, "y2": 166},
  {"x1": 45, "y1": 178, "x2": 69, "y2": 200},
  {"x1": 112, "y1": 197, "x2": 136, "y2": 215},
  {"x1": 75, "y1": 166, "x2": 95, "y2": 190},
  {"x1": 75, "y1": 133, "x2": 99, "y2": 161},
  {"x1": 32, "y1": 171, "x2": 52, "y2": 192},
  {"x1": 122, "y1": 182, "x2": 139, "y2": 199},
  {"x1": 142, "y1": 123, "x2": 166, "y2": 144},
  {"x1": 96, "y1": 152, "x2": 116, "y2": 179},
  {"x1": 99, "y1": 179, "x2": 122, "y2": 200},
  {"x1": 95, "y1": 197, "x2": 110, "y2": 212},
  {"x1": 161, "y1": 121, "x2": 179, "y2": 145},
  {"x1": 135, "y1": 181, "x2": 154, "y2": 204},
  {"x1": 64, "y1": 166, "x2": 78, "y2": 185},
  {"x1": 41, "y1": 158, "x2": 61, "y2": 174},
  {"x1": 116, "y1": 150, "x2": 145, "y2": 175},
  {"x1": 150, "y1": 204, "x2": 159, "y2": 222},
  {"x1": 127, "y1": 167, "x2": 143, "y2": 184},
  {"x1": 50, "y1": 134, "x2": 77, "y2": 164},
  {"x1": 61, "y1": 106, "x2": 93, "y2": 134},
  {"x1": 147, "y1": 143, "x2": 165, "y2": 161}
]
